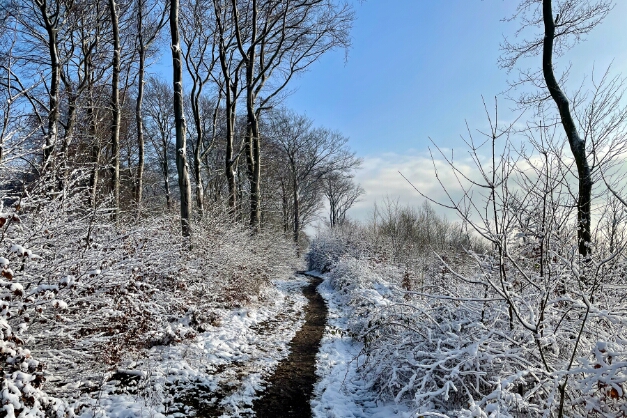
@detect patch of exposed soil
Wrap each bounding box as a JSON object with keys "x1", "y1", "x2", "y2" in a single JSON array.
[{"x1": 252, "y1": 275, "x2": 327, "y2": 418}]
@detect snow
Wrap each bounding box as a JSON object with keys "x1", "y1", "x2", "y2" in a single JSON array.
[
  {"x1": 59, "y1": 275, "x2": 76, "y2": 287},
  {"x1": 311, "y1": 272, "x2": 413, "y2": 418},
  {"x1": 9, "y1": 283, "x2": 22, "y2": 293},
  {"x1": 75, "y1": 276, "x2": 309, "y2": 417},
  {"x1": 52, "y1": 299, "x2": 68, "y2": 310},
  {"x1": 9, "y1": 244, "x2": 25, "y2": 256}
]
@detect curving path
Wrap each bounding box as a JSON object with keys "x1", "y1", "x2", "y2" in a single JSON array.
[{"x1": 253, "y1": 275, "x2": 327, "y2": 418}]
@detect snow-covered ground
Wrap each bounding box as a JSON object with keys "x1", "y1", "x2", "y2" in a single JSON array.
[
  {"x1": 74, "y1": 277, "x2": 309, "y2": 418},
  {"x1": 310, "y1": 271, "x2": 414, "y2": 418}
]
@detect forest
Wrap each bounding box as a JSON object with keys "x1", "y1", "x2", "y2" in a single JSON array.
[{"x1": 1, "y1": 0, "x2": 627, "y2": 417}]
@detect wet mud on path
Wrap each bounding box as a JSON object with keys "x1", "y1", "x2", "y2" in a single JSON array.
[{"x1": 252, "y1": 275, "x2": 327, "y2": 418}]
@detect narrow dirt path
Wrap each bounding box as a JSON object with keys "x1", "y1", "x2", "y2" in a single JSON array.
[{"x1": 252, "y1": 275, "x2": 327, "y2": 418}]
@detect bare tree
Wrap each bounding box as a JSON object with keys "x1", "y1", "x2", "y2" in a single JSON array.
[
  {"x1": 134, "y1": 0, "x2": 167, "y2": 216},
  {"x1": 267, "y1": 109, "x2": 360, "y2": 243},
  {"x1": 212, "y1": 0, "x2": 244, "y2": 215},
  {"x1": 0, "y1": 29, "x2": 42, "y2": 166},
  {"x1": 58, "y1": 0, "x2": 104, "y2": 160},
  {"x1": 501, "y1": 0, "x2": 613, "y2": 257},
  {"x1": 4, "y1": 0, "x2": 74, "y2": 168},
  {"x1": 169, "y1": 0, "x2": 192, "y2": 236},
  {"x1": 404, "y1": 92, "x2": 627, "y2": 416},
  {"x1": 108, "y1": 0, "x2": 122, "y2": 220},
  {"x1": 144, "y1": 77, "x2": 175, "y2": 209},
  {"x1": 228, "y1": 0, "x2": 353, "y2": 230},
  {"x1": 323, "y1": 171, "x2": 363, "y2": 228},
  {"x1": 181, "y1": 0, "x2": 220, "y2": 215}
]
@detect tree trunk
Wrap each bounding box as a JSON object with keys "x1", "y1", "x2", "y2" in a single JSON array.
[
  {"x1": 89, "y1": 144, "x2": 100, "y2": 208},
  {"x1": 251, "y1": 118, "x2": 261, "y2": 230},
  {"x1": 243, "y1": 0, "x2": 261, "y2": 231},
  {"x1": 37, "y1": 0, "x2": 60, "y2": 169},
  {"x1": 214, "y1": 2, "x2": 238, "y2": 215},
  {"x1": 109, "y1": 0, "x2": 121, "y2": 221},
  {"x1": 292, "y1": 176, "x2": 299, "y2": 243},
  {"x1": 164, "y1": 158, "x2": 171, "y2": 209},
  {"x1": 190, "y1": 82, "x2": 204, "y2": 215},
  {"x1": 135, "y1": 2, "x2": 146, "y2": 217},
  {"x1": 58, "y1": 78, "x2": 75, "y2": 190},
  {"x1": 225, "y1": 82, "x2": 237, "y2": 214},
  {"x1": 542, "y1": 0, "x2": 592, "y2": 257},
  {"x1": 245, "y1": 100, "x2": 261, "y2": 231},
  {"x1": 60, "y1": 90, "x2": 76, "y2": 157},
  {"x1": 170, "y1": 0, "x2": 192, "y2": 236},
  {"x1": 86, "y1": 52, "x2": 98, "y2": 208},
  {"x1": 280, "y1": 179, "x2": 289, "y2": 235},
  {"x1": 194, "y1": 146, "x2": 204, "y2": 214},
  {"x1": 88, "y1": 106, "x2": 100, "y2": 209}
]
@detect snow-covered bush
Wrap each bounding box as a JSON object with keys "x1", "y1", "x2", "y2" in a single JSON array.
[
  {"x1": 310, "y1": 234, "x2": 627, "y2": 416},
  {"x1": 307, "y1": 233, "x2": 350, "y2": 273},
  {"x1": 314, "y1": 254, "x2": 519, "y2": 415},
  {"x1": 0, "y1": 167, "x2": 300, "y2": 412},
  {"x1": 309, "y1": 106, "x2": 627, "y2": 416}
]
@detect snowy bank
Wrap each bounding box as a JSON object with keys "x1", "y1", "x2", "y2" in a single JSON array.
[{"x1": 75, "y1": 277, "x2": 309, "y2": 417}]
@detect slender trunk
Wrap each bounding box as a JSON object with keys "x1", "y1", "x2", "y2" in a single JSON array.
[
  {"x1": 194, "y1": 148, "x2": 204, "y2": 214},
  {"x1": 244, "y1": 0, "x2": 261, "y2": 231},
  {"x1": 542, "y1": 0, "x2": 592, "y2": 257},
  {"x1": 191, "y1": 84, "x2": 204, "y2": 215},
  {"x1": 252, "y1": 118, "x2": 261, "y2": 229},
  {"x1": 89, "y1": 145, "x2": 100, "y2": 207},
  {"x1": 292, "y1": 175, "x2": 299, "y2": 243},
  {"x1": 135, "y1": 3, "x2": 146, "y2": 217},
  {"x1": 38, "y1": 0, "x2": 60, "y2": 169},
  {"x1": 170, "y1": 0, "x2": 192, "y2": 236},
  {"x1": 86, "y1": 53, "x2": 98, "y2": 207},
  {"x1": 88, "y1": 107, "x2": 100, "y2": 209},
  {"x1": 214, "y1": 2, "x2": 237, "y2": 215},
  {"x1": 225, "y1": 82, "x2": 237, "y2": 213},
  {"x1": 109, "y1": 0, "x2": 121, "y2": 220},
  {"x1": 0, "y1": 54, "x2": 10, "y2": 163},
  {"x1": 245, "y1": 123, "x2": 255, "y2": 214},
  {"x1": 329, "y1": 194, "x2": 336, "y2": 227},
  {"x1": 244, "y1": 107, "x2": 261, "y2": 230},
  {"x1": 281, "y1": 179, "x2": 289, "y2": 235},
  {"x1": 57, "y1": 76, "x2": 75, "y2": 190},
  {"x1": 236, "y1": 163, "x2": 244, "y2": 222},
  {"x1": 163, "y1": 158, "x2": 171, "y2": 209},
  {"x1": 245, "y1": 94, "x2": 262, "y2": 231},
  {"x1": 61, "y1": 91, "x2": 76, "y2": 156}
]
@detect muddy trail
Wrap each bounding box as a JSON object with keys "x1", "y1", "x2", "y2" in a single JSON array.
[
  {"x1": 252, "y1": 275, "x2": 327, "y2": 418},
  {"x1": 164, "y1": 275, "x2": 327, "y2": 417}
]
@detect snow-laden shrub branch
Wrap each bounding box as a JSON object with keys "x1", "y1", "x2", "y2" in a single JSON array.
[
  {"x1": 310, "y1": 239, "x2": 627, "y2": 417},
  {"x1": 0, "y1": 167, "x2": 299, "y2": 414}
]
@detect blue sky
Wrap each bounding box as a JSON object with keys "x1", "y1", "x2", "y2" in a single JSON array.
[
  {"x1": 286, "y1": 1, "x2": 517, "y2": 155},
  {"x1": 280, "y1": 0, "x2": 627, "y2": 221}
]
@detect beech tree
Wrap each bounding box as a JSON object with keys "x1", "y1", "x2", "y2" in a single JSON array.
[
  {"x1": 501, "y1": 0, "x2": 613, "y2": 257},
  {"x1": 3, "y1": 0, "x2": 73, "y2": 169},
  {"x1": 57, "y1": 0, "x2": 103, "y2": 161},
  {"x1": 108, "y1": 0, "x2": 122, "y2": 219},
  {"x1": 144, "y1": 77, "x2": 175, "y2": 209},
  {"x1": 0, "y1": 30, "x2": 39, "y2": 167},
  {"x1": 169, "y1": 0, "x2": 192, "y2": 236},
  {"x1": 267, "y1": 109, "x2": 360, "y2": 243},
  {"x1": 228, "y1": 0, "x2": 353, "y2": 230},
  {"x1": 181, "y1": 0, "x2": 219, "y2": 215},
  {"x1": 323, "y1": 171, "x2": 363, "y2": 228},
  {"x1": 212, "y1": 0, "x2": 244, "y2": 214},
  {"x1": 134, "y1": 0, "x2": 167, "y2": 215}
]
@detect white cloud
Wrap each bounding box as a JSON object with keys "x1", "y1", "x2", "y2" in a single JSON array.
[{"x1": 348, "y1": 151, "x2": 478, "y2": 223}]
